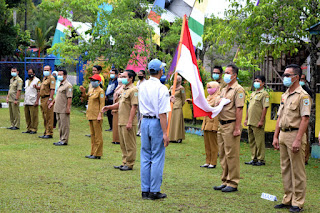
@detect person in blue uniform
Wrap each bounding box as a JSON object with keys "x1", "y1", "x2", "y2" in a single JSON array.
[{"x1": 139, "y1": 59, "x2": 171, "y2": 200}]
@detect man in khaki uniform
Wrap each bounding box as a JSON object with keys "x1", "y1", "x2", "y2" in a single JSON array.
[
  {"x1": 23, "y1": 68, "x2": 40, "y2": 134},
  {"x1": 211, "y1": 66, "x2": 227, "y2": 91},
  {"x1": 6, "y1": 67, "x2": 23, "y2": 130},
  {"x1": 80, "y1": 74, "x2": 105, "y2": 159},
  {"x1": 49, "y1": 70, "x2": 73, "y2": 146},
  {"x1": 244, "y1": 75, "x2": 269, "y2": 166},
  {"x1": 213, "y1": 64, "x2": 245, "y2": 193},
  {"x1": 273, "y1": 64, "x2": 311, "y2": 213},
  {"x1": 38, "y1": 65, "x2": 55, "y2": 139},
  {"x1": 101, "y1": 70, "x2": 138, "y2": 171}
]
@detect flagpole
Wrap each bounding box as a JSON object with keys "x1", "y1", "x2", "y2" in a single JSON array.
[{"x1": 167, "y1": 15, "x2": 187, "y2": 136}]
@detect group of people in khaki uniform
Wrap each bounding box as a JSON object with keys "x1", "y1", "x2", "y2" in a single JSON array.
[
  {"x1": 6, "y1": 66, "x2": 73, "y2": 146},
  {"x1": 4, "y1": 62, "x2": 316, "y2": 210}
]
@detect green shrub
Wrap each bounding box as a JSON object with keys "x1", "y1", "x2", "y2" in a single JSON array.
[{"x1": 72, "y1": 85, "x2": 86, "y2": 108}]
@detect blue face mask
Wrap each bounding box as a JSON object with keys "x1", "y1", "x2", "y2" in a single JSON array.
[
  {"x1": 223, "y1": 74, "x2": 233, "y2": 84},
  {"x1": 253, "y1": 82, "x2": 261, "y2": 89},
  {"x1": 121, "y1": 78, "x2": 128, "y2": 85},
  {"x1": 110, "y1": 74, "x2": 115, "y2": 79},
  {"x1": 212, "y1": 73, "x2": 220, "y2": 80},
  {"x1": 299, "y1": 81, "x2": 305, "y2": 86},
  {"x1": 43, "y1": 71, "x2": 50, "y2": 77},
  {"x1": 11, "y1": 72, "x2": 17, "y2": 77},
  {"x1": 283, "y1": 77, "x2": 293, "y2": 87},
  {"x1": 57, "y1": 76, "x2": 63, "y2": 81},
  {"x1": 91, "y1": 81, "x2": 100, "y2": 88}
]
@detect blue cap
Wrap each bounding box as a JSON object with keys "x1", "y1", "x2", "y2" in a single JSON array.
[{"x1": 148, "y1": 59, "x2": 163, "y2": 72}]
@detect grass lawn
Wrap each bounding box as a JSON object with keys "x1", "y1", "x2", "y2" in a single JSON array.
[{"x1": 0, "y1": 107, "x2": 319, "y2": 212}]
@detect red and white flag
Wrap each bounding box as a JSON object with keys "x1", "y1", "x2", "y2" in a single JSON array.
[{"x1": 175, "y1": 17, "x2": 228, "y2": 118}]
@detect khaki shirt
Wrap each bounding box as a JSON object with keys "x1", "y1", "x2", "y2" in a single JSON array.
[
  {"x1": 8, "y1": 76, "x2": 23, "y2": 102},
  {"x1": 217, "y1": 79, "x2": 227, "y2": 91},
  {"x1": 202, "y1": 116, "x2": 219, "y2": 131},
  {"x1": 54, "y1": 80, "x2": 73, "y2": 113},
  {"x1": 40, "y1": 75, "x2": 56, "y2": 97},
  {"x1": 171, "y1": 87, "x2": 186, "y2": 109},
  {"x1": 84, "y1": 87, "x2": 105, "y2": 120},
  {"x1": 247, "y1": 88, "x2": 270, "y2": 127},
  {"x1": 118, "y1": 84, "x2": 138, "y2": 125},
  {"x1": 278, "y1": 86, "x2": 311, "y2": 129},
  {"x1": 219, "y1": 81, "x2": 245, "y2": 121}
]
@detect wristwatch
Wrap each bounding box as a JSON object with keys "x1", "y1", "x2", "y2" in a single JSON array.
[{"x1": 49, "y1": 98, "x2": 53, "y2": 101}]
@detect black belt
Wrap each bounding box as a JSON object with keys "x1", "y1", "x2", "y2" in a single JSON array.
[
  {"x1": 280, "y1": 127, "x2": 299, "y2": 132},
  {"x1": 219, "y1": 120, "x2": 236, "y2": 125},
  {"x1": 143, "y1": 115, "x2": 157, "y2": 119},
  {"x1": 41, "y1": 95, "x2": 50, "y2": 98}
]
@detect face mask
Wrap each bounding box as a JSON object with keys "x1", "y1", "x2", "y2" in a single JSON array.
[
  {"x1": 28, "y1": 74, "x2": 34, "y2": 78},
  {"x1": 160, "y1": 75, "x2": 166, "y2": 84},
  {"x1": 253, "y1": 82, "x2": 261, "y2": 89},
  {"x1": 299, "y1": 81, "x2": 305, "y2": 86},
  {"x1": 91, "y1": 81, "x2": 100, "y2": 88},
  {"x1": 283, "y1": 77, "x2": 295, "y2": 87},
  {"x1": 11, "y1": 72, "x2": 17, "y2": 77},
  {"x1": 43, "y1": 71, "x2": 50, "y2": 77},
  {"x1": 212, "y1": 73, "x2": 220, "y2": 80},
  {"x1": 138, "y1": 76, "x2": 144, "y2": 80},
  {"x1": 207, "y1": 88, "x2": 218, "y2": 95},
  {"x1": 117, "y1": 78, "x2": 122, "y2": 83},
  {"x1": 121, "y1": 78, "x2": 128, "y2": 85},
  {"x1": 224, "y1": 74, "x2": 233, "y2": 84},
  {"x1": 110, "y1": 74, "x2": 115, "y2": 79},
  {"x1": 57, "y1": 76, "x2": 64, "y2": 81}
]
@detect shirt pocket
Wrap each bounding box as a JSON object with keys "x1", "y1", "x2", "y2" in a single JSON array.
[{"x1": 288, "y1": 101, "x2": 299, "y2": 115}]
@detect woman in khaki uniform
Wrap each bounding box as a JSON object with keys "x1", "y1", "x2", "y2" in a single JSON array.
[
  {"x1": 200, "y1": 81, "x2": 220, "y2": 169},
  {"x1": 169, "y1": 75, "x2": 186, "y2": 143},
  {"x1": 80, "y1": 74, "x2": 105, "y2": 159},
  {"x1": 111, "y1": 74, "x2": 124, "y2": 144}
]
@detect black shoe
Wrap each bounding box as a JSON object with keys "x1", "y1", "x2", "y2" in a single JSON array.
[
  {"x1": 177, "y1": 139, "x2": 182, "y2": 143},
  {"x1": 213, "y1": 185, "x2": 227, "y2": 190},
  {"x1": 274, "y1": 203, "x2": 292, "y2": 209},
  {"x1": 200, "y1": 164, "x2": 209, "y2": 168},
  {"x1": 85, "y1": 155, "x2": 92, "y2": 158},
  {"x1": 207, "y1": 165, "x2": 216, "y2": 169},
  {"x1": 114, "y1": 165, "x2": 124, "y2": 169},
  {"x1": 105, "y1": 128, "x2": 112, "y2": 132},
  {"x1": 170, "y1": 141, "x2": 178, "y2": 143},
  {"x1": 7, "y1": 127, "x2": 13, "y2": 130},
  {"x1": 88, "y1": 155, "x2": 101, "y2": 159},
  {"x1": 22, "y1": 130, "x2": 31, "y2": 133},
  {"x1": 53, "y1": 142, "x2": 67, "y2": 146},
  {"x1": 42, "y1": 135, "x2": 53, "y2": 139},
  {"x1": 245, "y1": 160, "x2": 257, "y2": 165},
  {"x1": 253, "y1": 161, "x2": 265, "y2": 166},
  {"x1": 120, "y1": 165, "x2": 133, "y2": 171},
  {"x1": 148, "y1": 192, "x2": 167, "y2": 200},
  {"x1": 221, "y1": 186, "x2": 238, "y2": 192},
  {"x1": 289, "y1": 206, "x2": 303, "y2": 212},
  {"x1": 38, "y1": 135, "x2": 46, "y2": 138},
  {"x1": 142, "y1": 192, "x2": 149, "y2": 199},
  {"x1": 11, "y1": 127, "x2": 19, "y2": 130},
  {"x1": 85, "y1": 134, "x2": 91, "y2": 137},
  {"x1": 111, "y1": 142, "x2": 120, "y2": 145},
  {"x1": 305, "y1": 162, "x2": 308, "y2": 165},
  {"x1": 29, "y1": 131, "x2": 37, "y2": 134}
]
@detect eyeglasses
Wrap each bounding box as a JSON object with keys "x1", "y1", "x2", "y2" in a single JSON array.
[{"x1": 282, "y1": 74, "x2": 296, "y2": 78}]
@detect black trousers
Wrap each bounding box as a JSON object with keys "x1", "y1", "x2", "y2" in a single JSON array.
[{"x1": 106, "y1": 99, "x2": 113, "y2": 129}]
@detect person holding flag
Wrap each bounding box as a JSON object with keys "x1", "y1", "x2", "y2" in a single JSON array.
[{"x1": 213, "y1": 64, "x2": 245, "y2": 193}]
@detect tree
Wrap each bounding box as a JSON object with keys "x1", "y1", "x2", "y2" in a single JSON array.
[
  {"x1": 34, "y1": 25, "x2": 53, "y2": 57},
  {"x1": 205, "y1": 0, "x2": 320, "y2": 142}
]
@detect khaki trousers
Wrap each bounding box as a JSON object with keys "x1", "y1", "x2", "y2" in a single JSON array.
[
  {"x1": 112, "y1": 111, "x2": 120, "y2": 142},
  {"x1": 40, "y1": 97, "x2": 54, "y2": 136},
  {"x1": 9, "y1": 102, "x2": 20, "y2": 128},
  {"x1": 217, "y1": 122, "x2": 241, "y2": 188},
  {"x1": 279, "y1": 131, "x2": 306, "y2": 208},
  {"x1": 248, "y1": 125, "x2": 266, "y2": 162},
  {"x1": 204, "y1": 130, "x2": 218, "y2": 165},
  {"x1": 24, "y1": 105, "x2": 38, "y2": 132},
  {"x1": 118, "y1": 125, "x2": 137, "y2": 168},
  {"x1": 56, "y1": 113, "x2": 70, "y2": 144},
  {"x1": 89, "y1": 120, "x2": 103, "y2": 157}
]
